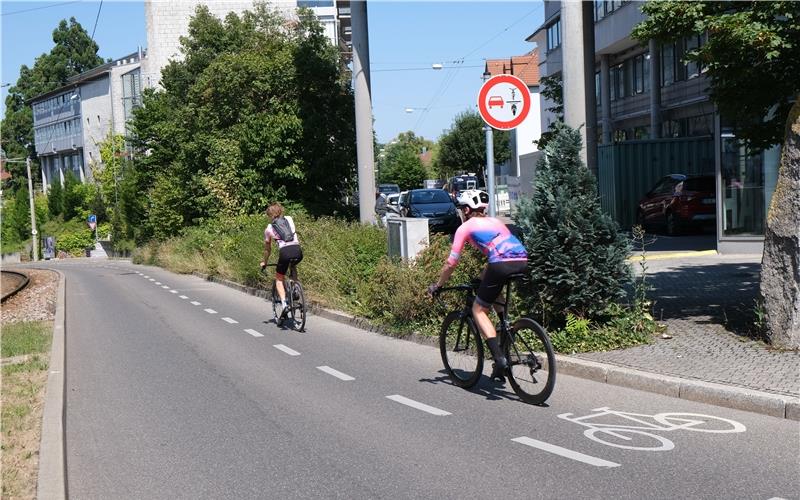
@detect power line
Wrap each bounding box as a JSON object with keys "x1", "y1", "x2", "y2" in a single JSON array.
[
  {"x1": 90, "y1": 0, "x2": 103, "y2": 41},
  {"x1": 372, "y1": 65, "x2": 482, "y2": 73},
  {"x1": 1, "y1": 1, "x2": 81, "y2": 17}
]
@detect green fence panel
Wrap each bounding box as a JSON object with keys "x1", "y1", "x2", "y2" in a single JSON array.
[{"x1": 597, "y1": 137, "x2": 714, "y2": 229}]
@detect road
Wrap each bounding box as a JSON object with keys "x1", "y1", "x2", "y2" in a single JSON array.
[{"x1": 42, "y1": 259, "x2": 798, "y2": 499}]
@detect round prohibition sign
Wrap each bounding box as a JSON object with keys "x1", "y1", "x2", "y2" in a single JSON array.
[{"x1": 477, "y1": 74, "x2": 531, "y2": 130}]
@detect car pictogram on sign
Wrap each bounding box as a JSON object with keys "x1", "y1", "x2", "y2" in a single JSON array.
[{"x1": 488, "y1": 96, "x2": 504, "y2": 108}]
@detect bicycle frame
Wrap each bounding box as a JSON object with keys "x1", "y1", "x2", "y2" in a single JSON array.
[{"x1": 559, "y1": 407, "x2": 710, "y2": 433}]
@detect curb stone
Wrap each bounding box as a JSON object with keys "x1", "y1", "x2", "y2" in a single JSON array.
[
  {"x1": 186, "y1": 270, "x2": 799, "y2": 420},
  {"x1": 37, "y1": 269, "x2": 66, "y2": 500}
]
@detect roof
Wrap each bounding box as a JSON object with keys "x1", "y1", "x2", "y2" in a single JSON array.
[
  {"x1": 484, "y1": 49, "x2": 539, "y2": 87},
  {"x1": 29, "y1": 50, "x2": 143, "y2": 104}
]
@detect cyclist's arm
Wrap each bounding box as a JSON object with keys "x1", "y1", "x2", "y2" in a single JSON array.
[
  {"x1": 435, "y1": 224, "x2": 468, "y2": 288},
  {"x1": 261, "y1": 229, "x2": 273, "y2": 267}
]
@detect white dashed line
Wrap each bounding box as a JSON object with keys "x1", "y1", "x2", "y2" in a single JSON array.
[
  {"x1": 161, "y1": 285, "x2": 170, "y2": 289},
  {"x1": 244, "y1": 329, "x2": 264, "y2": 338},
  {"x1": 221, "y1": 317, "x2": 238, "y2": 324},
  {"x1": 148, "y1": 278, "x2": 155, "y2": 281},
  {"x1": 204, "y1": 308, "x2": 217, "y2": 314},
  {"x1": 190, "y1": 301, "x2": 201, "y2": 306},
  {"x1": 511, "y1": 437, "x2": 620, "y2": 468},
  {"x1": 273, "y1": 344, "x2": 301, "y2": 356},
  {"x1": 386, "y1": 395, "x2": 451, "y2": 416},
  {"x1": 155, "y1": 282, "x2": 162, "y2": 285},
  {"x1": 179, "y1": 295, "x2": 188, "y2": 299},
  {"x1": 170, "y1": 290, "x2": 178, "y2": 294},
  {"x1": 317, "y1": 366, "x2": 355, "y2": 381}
]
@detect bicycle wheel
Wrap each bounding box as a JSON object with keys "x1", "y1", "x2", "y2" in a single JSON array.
[
  {"x1": 652, "y1": 413, "x2": 746, "y2": 433},
  {"x1": 505, "y1": 318, "x2": 556, "y2": 405},
  {"x1": 287, "y1": 281, "x2": 306, "y2": 332},
  {"x1": 440, "y1": 311, "x2": 484, "y2": 388},
  {"x1": 271, "y1": 281, "x2": 281, "y2": 323}
]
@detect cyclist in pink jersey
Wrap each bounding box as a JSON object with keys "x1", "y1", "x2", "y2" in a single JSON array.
[{"x1": 428, "y1": 190, "x2": 528, "y2": 381}]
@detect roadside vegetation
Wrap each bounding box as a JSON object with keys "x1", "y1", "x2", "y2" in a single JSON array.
[{"x1": 1, "y1": 321, "x2": 53, "y2": 499}]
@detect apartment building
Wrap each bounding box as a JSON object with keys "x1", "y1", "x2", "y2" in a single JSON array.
[
  {"x1": 31, "y1": 51, "x2": 144, "y2": 190},
  {"x1": 141, "y1": 0, "x2": 352, "y2": 89},
  {"x1": 528, "y1": 0, "x2": 780, "y2": 253}
]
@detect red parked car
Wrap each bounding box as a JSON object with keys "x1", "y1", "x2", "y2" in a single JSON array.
[{"x1": 636, "y1": 174, "x2": 716, "y2": 235}]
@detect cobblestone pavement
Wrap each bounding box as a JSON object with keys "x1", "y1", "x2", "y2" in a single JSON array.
[{"x1": 576, "y1": 254, "x2": 800, "y2": 397}]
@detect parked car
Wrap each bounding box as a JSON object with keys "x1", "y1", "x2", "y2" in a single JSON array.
[
  {"x1": 443, "y1": 174, "x2": 483, "y2": 201},
  {"x1": 397, "y1": 190, "x2": 410, "y2": 215},
  {"x1": 378, "y1": 183, "x2": 400, "y2": 196},
  {"x1": 385, "y1": 193, "x2": 402, "y2": 216},
  {"x1": 636, "y1": 174, "x2": 716, "y2": 235},
  {"x1": 400, "y1": 188, "x2": 461, "y2": 233}
]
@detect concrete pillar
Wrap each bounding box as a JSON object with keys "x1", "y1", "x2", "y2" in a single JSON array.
[
  {"x1": 649, "y1": 39, "x2": 662, "y2": 139},
  {"x1": 562, "y1": 0, "x2": 588, "y2": 165},
  {"x1": 351, "y1": 0, "x2": 376, "y2": 224},
  {"x1": 582, "y1": 0, "x2": 597, "y2": 176},
  {"x1": 600, "y1": 55, "x2": 612, "y2": 144}
]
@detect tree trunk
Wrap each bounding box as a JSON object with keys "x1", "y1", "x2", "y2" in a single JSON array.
[{"x1": 761, "y1": 98, "x2": 800, "y2": 349}]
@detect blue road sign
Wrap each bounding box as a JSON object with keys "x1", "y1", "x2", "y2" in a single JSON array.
[{"x1": 88, "y1": 214, "x2": 97, "y2": 223}]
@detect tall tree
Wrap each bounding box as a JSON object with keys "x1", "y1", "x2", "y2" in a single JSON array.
[
  {"x1": 131, "y1": 5, "x2": 355, "y2": 235},
  {"x1": 633, "y1": 1, "x2": 800, "y2": 347},
  {"x1": 378, "y1": 131, "x2": 431, "y2": 189},
  {"x1": 437, "y1": 110, "x2": 510, "y2": 180},
  {"x1": 1, "y1": 18, "x2": 102, "y2": 188}
]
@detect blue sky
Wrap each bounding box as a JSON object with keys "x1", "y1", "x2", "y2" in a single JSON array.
[{"x1": 1, "y1": 1, "x2": 543, "y2": 143}]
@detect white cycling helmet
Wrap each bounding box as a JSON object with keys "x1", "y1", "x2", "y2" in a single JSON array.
[{"x1": 456, "y1": 189, "x2": 489, "y2": 211}]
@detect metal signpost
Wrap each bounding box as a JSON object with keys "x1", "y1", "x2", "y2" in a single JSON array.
[{"x1": 477, "y1": 74, "x2": 531, "y2": 216}]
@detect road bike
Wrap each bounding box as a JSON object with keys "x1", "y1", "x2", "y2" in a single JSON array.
[
  {"x1": 557, "y1": 406, "x2": 746, "y2": 451},
  {"x1": 433, "y1": 273, "x2": 556, "y2": 405},
  {"x1": 262, "y1": 260, "x2": 306, "y2": 332}
]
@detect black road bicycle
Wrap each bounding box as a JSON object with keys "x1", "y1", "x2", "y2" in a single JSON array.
[
  {"x1": 263, "y1": 260, "x2": 306, "y2": 332},
  {"x1": 433, "y1": 273, "x2": 556, "y2": 405}
]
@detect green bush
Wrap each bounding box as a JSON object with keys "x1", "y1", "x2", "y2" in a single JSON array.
[
  {"x1": 514, "y1": 123, "x2": 631, "y2": 329},
  {"x1": 56, "y1": 229, "x2": 94, "y2": 256}
]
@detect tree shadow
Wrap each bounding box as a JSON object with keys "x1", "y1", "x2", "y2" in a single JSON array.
[{"x1": 642, "y1": 262, "x2": 760, "y2": 338}]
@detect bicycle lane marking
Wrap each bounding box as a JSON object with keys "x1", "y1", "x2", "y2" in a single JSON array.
[
  {"x1": 386, "y1": 395, "x2": 451, "y2": 416},
  {"x1": 511, "y1": 437, "x2": 620, "y2": 468},
  {"x1": 317, "y1": 366, "x2": 355, "y2": 381}
]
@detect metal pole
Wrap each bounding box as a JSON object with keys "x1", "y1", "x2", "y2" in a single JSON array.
[
  {"x1": 26, "y1": 156, "x2": 39, "y2": 261},
  {"x1": 352, "y1": 0, "x2": 376, "y2": 224},
  {"x1": 485, "y1": 125, "x2": 495, "y2": 217}
]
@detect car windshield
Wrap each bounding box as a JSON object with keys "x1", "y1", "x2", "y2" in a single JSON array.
[
  {"x1": 379, "y1": 185, "x2": 400, "y2": 194},
  {"x1": 411, "y1": 190, "x2": 451, "y2": 204},
  {"x1": 684, "y1": 177, "x2": 714, "y2": 192}
]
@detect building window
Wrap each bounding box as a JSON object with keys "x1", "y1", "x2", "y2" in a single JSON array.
[
  {"x1": 297, "y1": 0, "x2": 333, "y2": 6},
  {"x1": 121, "y1": 69, "x2": 142, "y2": 125},
  {"x1": 547, "y1": 20, "x2": 561, "y2": 52},
  {"x1": 661, "y1": 43, "x2": 675, "y2": 86},
  {"x1": 613, "y1": 129, "x2": 628, "y2": 142},
  {"x1": 633, "y1": 126, "x2": 650, "y2": 140},
  {"x1": 595, "y1": 71, "x2": 601, "y2": 103}
]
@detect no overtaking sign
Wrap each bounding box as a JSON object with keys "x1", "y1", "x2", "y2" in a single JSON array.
[{"x1": 477, "y1": 74, "x2": 531, "y2": 130}]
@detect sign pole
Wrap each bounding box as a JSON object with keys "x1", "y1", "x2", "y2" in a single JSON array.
[{"x1": 485, "y1": 125, "x2": 495, "y2": 217}]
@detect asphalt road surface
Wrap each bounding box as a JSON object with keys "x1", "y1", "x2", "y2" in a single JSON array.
[{"x1": 42, "y1": 259, "x2": 799, "y2": 500}]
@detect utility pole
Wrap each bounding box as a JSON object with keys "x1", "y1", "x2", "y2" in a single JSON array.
[
  {"x1": 352, "y1": 0, "x2": 376, "y2": 224},
  {"x1": 26, "y1": 155, "x2": 39, "y2": 261},
  {"x1": 482, "y1": 70, "x2": 496, "y2": 217}
]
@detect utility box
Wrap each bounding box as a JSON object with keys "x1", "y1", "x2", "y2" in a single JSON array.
[{"x1": 387, "y1": 218, "x2": 430, "y2": 261}]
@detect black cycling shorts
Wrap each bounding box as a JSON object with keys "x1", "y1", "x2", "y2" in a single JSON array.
[
  {"x1": 475, "y1": 261, "x2": 528, "y2": 308},
  {"x1": 276, "y1": 244, "x2": 303, "y2": 277}
]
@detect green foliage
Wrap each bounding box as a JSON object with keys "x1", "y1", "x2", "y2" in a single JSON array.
[
  {"x1": 0, "y1": 321, "x2": 52, "y2": 358},
  {"x1": 536, "y1": 73, "x2": 564, "y2": 150},
  {"x1": 514, "y1": 123, "x2": 631, "y2": 328},
  {"x1": 378, "y1": 134, "x2": 428, "y2": 190},
  {"x1": 129, "y1": 4, "x2": 356, "y2": 238},
  {"x1": 1, "y1": 17, "x2": 103, "y2": 189},
  {"x1": 61, "y1": 171, "x2": 81, "y2": 220},
  {"x1": 632, "y1": 1, "x2": 800, "y2": 151},
  {"x1": 55, "y1": 229, "x2": 94, "y2": 256},
  {"x1": 437, "y1": 110, "x2": 510, "y2": 179},
  {"x1": 47, "y1": 179, "x2": 63, "y2": 218}
]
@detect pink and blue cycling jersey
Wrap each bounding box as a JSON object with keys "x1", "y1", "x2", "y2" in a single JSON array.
[{"x1": 447, "y1": 217, "x2": 527, "y2": 266}]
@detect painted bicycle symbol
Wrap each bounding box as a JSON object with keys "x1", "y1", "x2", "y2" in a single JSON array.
[{"x1": 558, "y1": 407, "x2": 746, "y2": 451}]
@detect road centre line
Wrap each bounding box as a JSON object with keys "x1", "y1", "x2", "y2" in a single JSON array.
[
  {"x1": 179, "y1": 295, "x2": 188, "y2": 299},
  {"x1": 317, "y1": 366, "x2": 355, "y2": 381},
  {"x1": 155, "y1": 282, "x2": 162, "y2": 285},
  {"x1": 190, "y1": 301, "x2": 201, "y2": 306},
  {"x1": 511, "y1": 437, "x2": 620, "y2": 468},
  {"x1": 170, "y1": 290, "x2": 178, "y2": 294},
  {"x1": 148, "y1": 278, "x2": 155, "y2": 281},
  {"x1": 273, "y1": 344, "x2": 301, "y2": 356},
  {"x1": 221, "y1": 317, "x2": 238, "y2": 324},
  {"x1": 204, "y1": 308, "x2": 217, "y2": 314},
  {"x1": 386, "y1": 395, "x2": 451, "y2": 416},
  {"x1": 161, "y1": 285, "x2": 170, "y2": 289},
  {"x1": 244, "y1": 329, "x2": 264, "y2": 338}
]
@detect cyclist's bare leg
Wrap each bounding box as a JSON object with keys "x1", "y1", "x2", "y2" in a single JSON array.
[
  {"x1": 275, "y1": 275, "x2": 287, "y2": 302},
  {"x1": 472, "y1": 302, "x2": 496, "y2": 340}
]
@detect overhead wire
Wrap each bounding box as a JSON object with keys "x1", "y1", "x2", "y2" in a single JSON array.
[
  {"x1": 410, "y1": 5, "x2": 541, "y2": 136},
  {"x1": 1, "y1": 1, "x2": 81, "y2": 17},
  {"x1": 90, "y1": 0, "x2": 103, "y2": 41}
]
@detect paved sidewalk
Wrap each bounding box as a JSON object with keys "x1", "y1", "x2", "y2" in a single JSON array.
[{"x1": 575, "y1": 253, "x2": 800, "y2": 398}]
